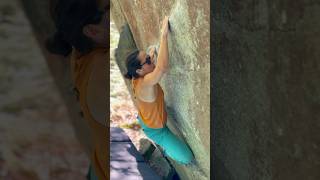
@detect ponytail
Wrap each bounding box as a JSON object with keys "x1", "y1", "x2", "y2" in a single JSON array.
[
  {"x1": 124, "y1": 72, "x2": 133, "y2": 79},
  {"x1": 124, "y1": 50, "x2": 141, "y2": 79},
  {"x1": 45, "y1": 31, "x2": 72, "y2": 56},
  {"x1": 47, "y1": 0, "x2": 101, "y2": 56}
]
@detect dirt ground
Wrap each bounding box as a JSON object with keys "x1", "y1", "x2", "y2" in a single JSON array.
[{"x1": 0, "y1": 0, "x2": 89, "y2": 179}]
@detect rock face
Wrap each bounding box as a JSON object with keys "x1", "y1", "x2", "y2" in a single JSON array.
[
  {"x1": 111, "y1": 0, "x2": 210, "y2": 179},
  {"x1": 213, "y1": 1, "x2": 320, "y2": 180}
]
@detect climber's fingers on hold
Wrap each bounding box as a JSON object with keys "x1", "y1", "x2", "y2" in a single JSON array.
[{"x1": 149, "y1": 47, "x2": 155, "y2": 57}]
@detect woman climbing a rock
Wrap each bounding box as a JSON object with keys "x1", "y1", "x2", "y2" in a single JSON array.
[
  {"x1": 46, "y1": 0, "x2": 108, "y2": 179},
  {"x1": 124, "y1": 16, "x2": 194, "y2": 165}
]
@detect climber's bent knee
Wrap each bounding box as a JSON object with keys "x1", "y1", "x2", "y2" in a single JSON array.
[
  {"x1": 161, "y1": 127, "x2": 194, "y2": 165},
  {"x1": 137, "y1": 116, "x2": 194, "y2": 165}
]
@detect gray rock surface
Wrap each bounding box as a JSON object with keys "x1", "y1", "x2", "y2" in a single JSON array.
[{"x1": 213, "y1": 1, "x2": 320, "y2": 180}]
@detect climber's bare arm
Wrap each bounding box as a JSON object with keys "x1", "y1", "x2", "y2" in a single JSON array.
[{"x1": 142, "y1": 16, "x2": 169, "y2": 87}]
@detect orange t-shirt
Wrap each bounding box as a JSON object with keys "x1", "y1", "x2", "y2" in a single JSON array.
[
  {"x1": 132, "y1": 78, "x2": 167, "y2": 129},
  {"x1": 71, "y1": 48, "x2": 108, "y2": 179}
]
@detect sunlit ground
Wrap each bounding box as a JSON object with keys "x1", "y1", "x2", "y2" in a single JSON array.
[{"x1": 110, "y1": 20, "x2": 146, "y2": 150}]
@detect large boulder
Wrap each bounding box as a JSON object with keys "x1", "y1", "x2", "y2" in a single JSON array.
[{"x1": 111, "y1": 0, "x2": 210, "y2": 179}]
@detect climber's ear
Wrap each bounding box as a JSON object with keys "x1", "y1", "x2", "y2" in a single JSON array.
[
  {"x1": 136, "y1": 69, "x2": 144, "y2": 75},
  {"x1": 83, "y1": 24, "x2": 99, "y2": 39}
]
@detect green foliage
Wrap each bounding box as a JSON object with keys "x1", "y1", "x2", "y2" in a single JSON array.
[{"x1": 119, "y1": 121, "x2": 141, "y2": 130}]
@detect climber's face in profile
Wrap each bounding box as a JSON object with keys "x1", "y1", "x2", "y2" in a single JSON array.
[{"x1": 136, "y1": 51, "x2": 156, "y2": 76}]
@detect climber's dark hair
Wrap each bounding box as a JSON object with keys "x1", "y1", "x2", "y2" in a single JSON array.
[
  {"x1": 46, "y1": 0, "x2": 103, "y2": 56},
  {"x1": 124, "y1": 50, "x2": 142, "y2": 79}
]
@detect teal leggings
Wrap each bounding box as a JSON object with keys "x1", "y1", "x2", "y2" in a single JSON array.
[
  {"x1": 86, "y1": 164, "x2": 98, "y2": 180},
  {"x1": 137, "y1": 116, "x2": 194, "y2": 165}
]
